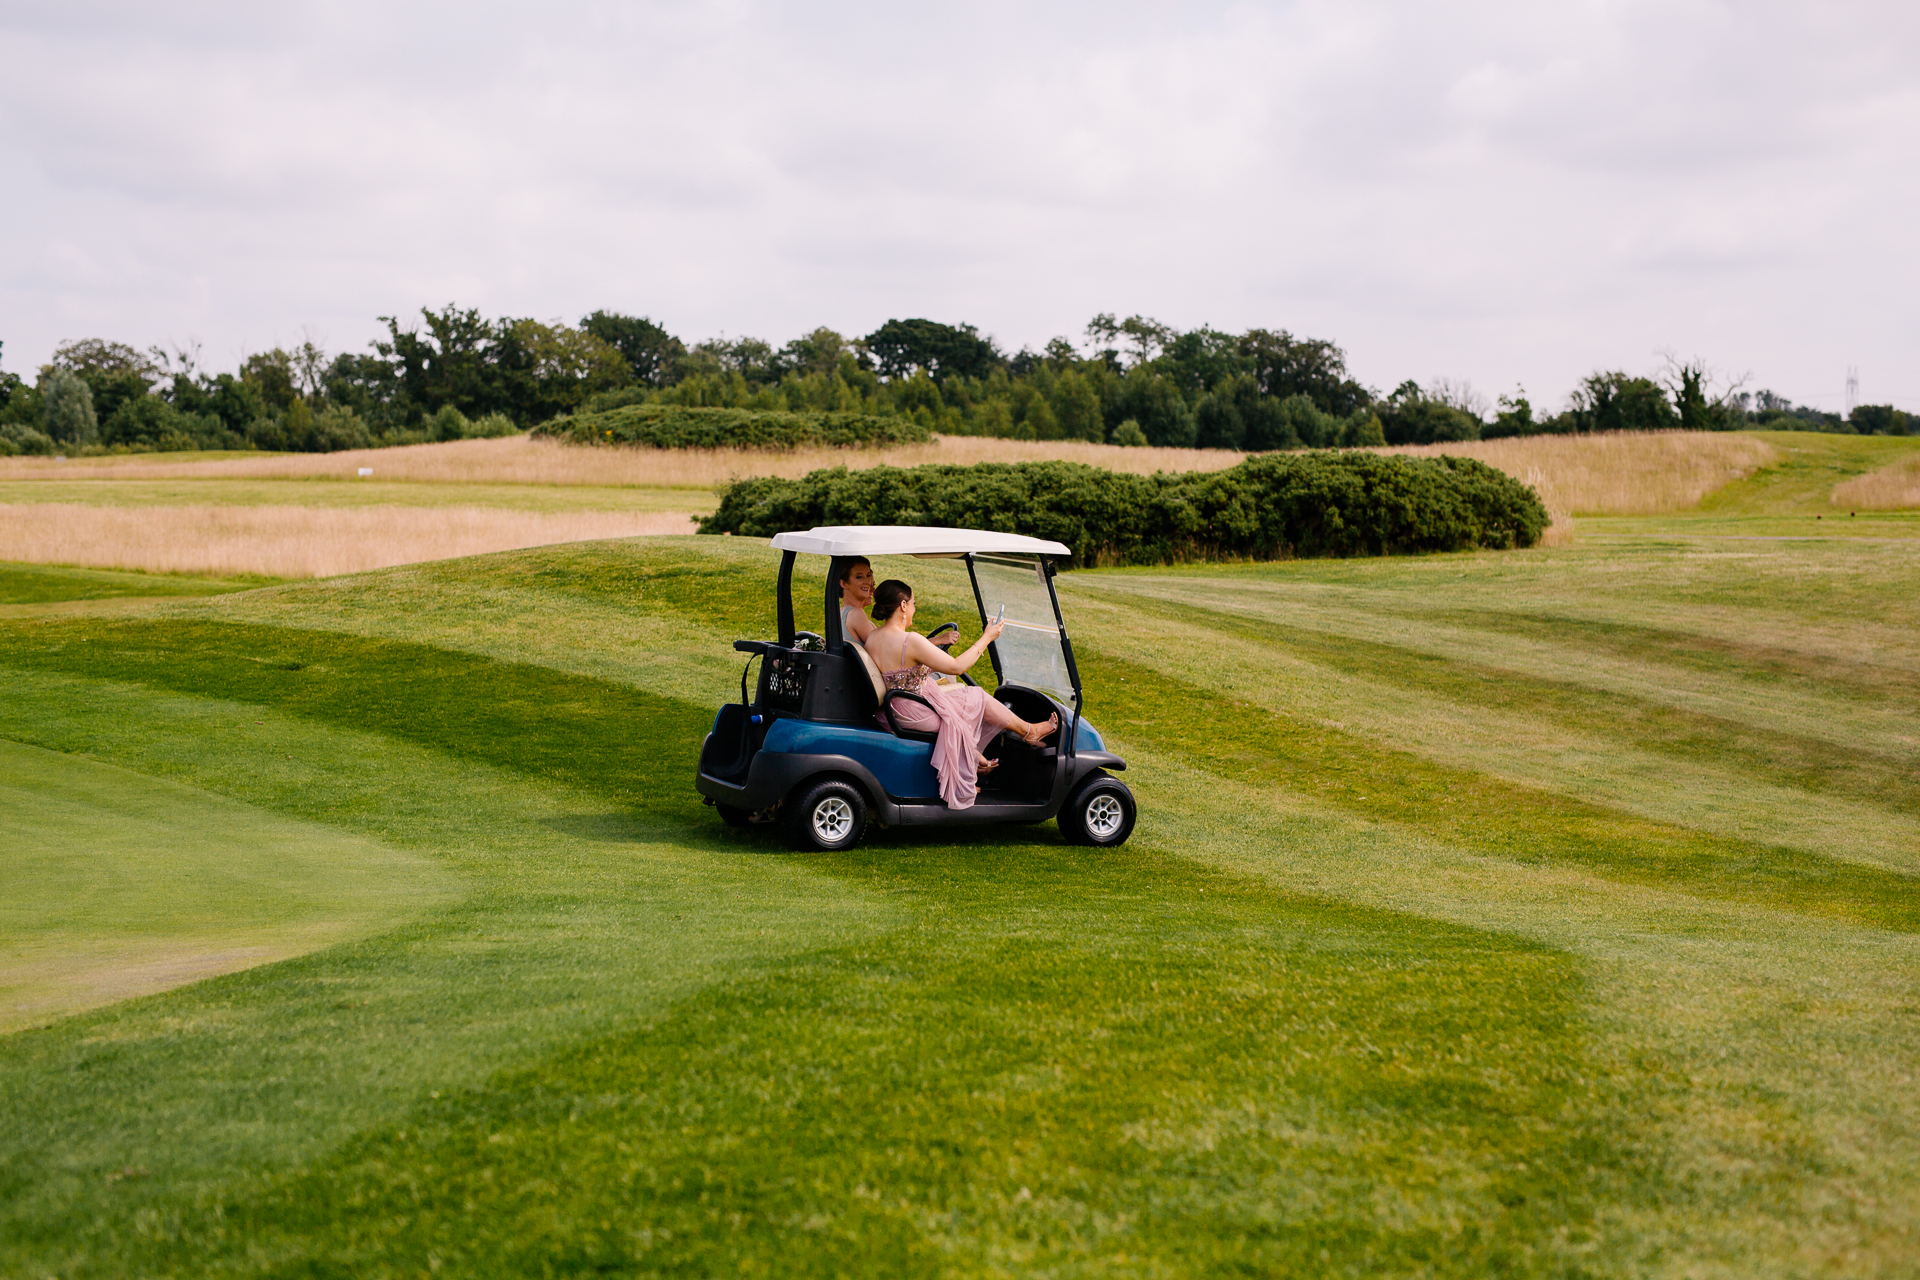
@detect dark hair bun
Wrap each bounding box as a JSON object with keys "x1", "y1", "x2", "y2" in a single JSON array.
[{"x1": 871, "y1": 579, "x2": 913, "y2": 622}]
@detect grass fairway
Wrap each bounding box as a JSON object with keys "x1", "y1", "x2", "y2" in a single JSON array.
[
  {"x1": 0, "y1": 561, "x2": 266, "y2": 607},
  {"x1": 0, "y1": 740, "x2": 459, "y2": 1033},
  {"x1": 1, "y1": 435, "x2": 1917, "y2": 1276}
]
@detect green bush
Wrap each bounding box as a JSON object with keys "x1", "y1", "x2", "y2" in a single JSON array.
[
  {"x1": 306, "y1": 407, "x2": 375, "y2": 452},
  {"x1": 0, "y1": 421, "x2": 56, "y2": 456},
  {"x1": 536, "y1": 404, "x2": 932, "y2": 451},
  {"x1": 467, "y1": 412, "x2": 519, "y2": 439},
  {"x1": 415, "y1": 406, "x2": 518, "y2": 444},
  {"x1": 701, "y1": 454, "x2": 1548, "y2": 565},
  {"x1": 427, "y1": 405, "x2": 471, "y2": 442}
]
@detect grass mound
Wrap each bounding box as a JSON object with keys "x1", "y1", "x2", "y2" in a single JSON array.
[
  {"x1": 537, "y1": 404, "x2": 932, "y2": 450},
  {"x1": 703, "y1": 453, "x2": 1549, "y2": 564}
]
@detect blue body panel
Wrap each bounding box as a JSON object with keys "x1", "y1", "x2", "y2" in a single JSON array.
[
  {"x1": 705, "y1": 701, "x2": 1112, "y2": 806},
  {"x1": 762, "y1": 717, "x2": 940, "y2": 800}
]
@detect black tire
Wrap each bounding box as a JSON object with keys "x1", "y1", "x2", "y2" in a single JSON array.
[
  {"x1": 783, "y1": 778, "x2": 869, "y2": 852},
  {"x1": 716, "y1": 804, "x2": 754, "y2": 828},
  {"x1": 1059, "y1": 774, "x2": 1136, "y2": 847}
]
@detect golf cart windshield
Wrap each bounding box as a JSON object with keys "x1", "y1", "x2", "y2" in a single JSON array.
[{"x1": 971, "y1": 555, "x2": 1075, "y2": 705}]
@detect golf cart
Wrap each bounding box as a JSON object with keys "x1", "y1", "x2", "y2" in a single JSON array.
[{"x1": 695, "y1": 526, "x2": 1136, "y2": 852}]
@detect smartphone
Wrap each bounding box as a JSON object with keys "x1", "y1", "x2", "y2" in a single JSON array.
[{"x1": 993, "y1": 604, "x2": 1006, "y2": 624}]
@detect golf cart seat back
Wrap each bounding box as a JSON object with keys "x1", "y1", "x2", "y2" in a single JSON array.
[{"x1": 850, "y1": 640, "x2": 942, "y2": 744}]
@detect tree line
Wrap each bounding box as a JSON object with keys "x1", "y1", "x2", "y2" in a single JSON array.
[{"x1": 1, "y1": 311, "x2": 1908, "y2": 458}]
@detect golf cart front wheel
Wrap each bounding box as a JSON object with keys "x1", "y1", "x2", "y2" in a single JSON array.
[
  {"x1": 784, "y1": 779, "x2": 869, "y2": 852},
  {"x1": 1060, "y1": 775, "x2": 1136, "y2": 847}
]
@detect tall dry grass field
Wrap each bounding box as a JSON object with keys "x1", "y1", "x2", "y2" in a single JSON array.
[
  {"x1": 0, "y1": 435, "x2": 1247, "y2": 488},
  {"x1": 0, "y1": 432, "x2": 1779, "y2": 571},
  {"x1": 1376, "y1": 431, "x2": 1777, "y2": 528},
  {"x1": 1831, "y1": 454, "x2": 1920, "y2": 510},
  {"x1": 0, "y1": 504, "x2": 696, "y2": 579}
]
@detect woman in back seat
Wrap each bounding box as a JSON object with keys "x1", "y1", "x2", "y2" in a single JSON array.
[
  {"x1": 837, "y1": 557, "x2": 877, "y2": 645},
  {"x1": 865, "y1": 578, "x2": 1058, "y2": 810}
]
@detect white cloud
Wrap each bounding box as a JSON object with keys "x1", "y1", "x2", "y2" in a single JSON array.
[{"x1": 2, "y1": 0, "x2": 1916, "y2": 407}]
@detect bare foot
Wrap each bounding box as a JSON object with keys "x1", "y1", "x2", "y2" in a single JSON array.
[
  {"x1": 977, "y1": 754, "x2": 1000, "y2": 773},
  {"x1": 1020, "y1": 714, "x2": 1059, "y2": 747}
]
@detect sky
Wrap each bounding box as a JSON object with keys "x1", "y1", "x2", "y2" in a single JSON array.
[{"x1": 2, "y1": 0, "x2": 1916, "y2": 411}]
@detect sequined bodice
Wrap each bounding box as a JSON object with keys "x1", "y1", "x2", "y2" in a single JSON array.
[{"x1": 882, "y1": 664, "x2": 936, "y2": 694}]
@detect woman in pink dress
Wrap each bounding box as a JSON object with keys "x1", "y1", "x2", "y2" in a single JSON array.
[{"x1": 864, "y1": 579, "x2": 1059, "y2": 810}]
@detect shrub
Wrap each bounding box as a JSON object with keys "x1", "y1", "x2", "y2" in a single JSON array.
[
  {"x1": 1850, "y1": 404, "x2": 1912, "y2": 436},
  {"x1": 536, "y1": 404, "x2": 932, "y2": 450},
  {"x1": 102, "y1": 394, "x2": 194, "y2": 448},
  {"x1": 467, "y1": 411, "x2": 519, "y2": 439},
  {"x1": 701, "y1": 453, "x2": 1548, "y2": 565},
  {"x1": 427, "y1": 405, "x2": 471, "y2": 442},
  {"x1": 306, "y1": 407, "x2": 374, "y2": 452},
  {"x1": 412, "y1": 406, "x2": 517, "y2": 444},
  {"x1": 0, "y1": 422, "x2": 55, "y2": 456}
]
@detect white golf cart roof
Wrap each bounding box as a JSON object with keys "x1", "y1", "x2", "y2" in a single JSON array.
[{"x1": 768, "y1": 525, "x2": 1071, "y2": 558}]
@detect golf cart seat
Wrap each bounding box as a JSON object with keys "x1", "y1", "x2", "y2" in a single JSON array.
[{"x1": 851, "y1": 642, "x2": 941, "y2": 744}]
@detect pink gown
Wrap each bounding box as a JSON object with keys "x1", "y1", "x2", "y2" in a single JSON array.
[{"x1": 878, "y1": 659, "x2": 1017, "y2": 810}]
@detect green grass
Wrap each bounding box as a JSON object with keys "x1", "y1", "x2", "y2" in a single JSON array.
[
  {"x1": 0, "y1": 740, "x2": 456, "y2": 1033},
  {"x1": 0, "y1": 561, "x2": 267, "y2": 606},
  {"x1": 0, "y1": 618, "x2": 714, "y2": 822},
  {"x1": 153, "y1": 853, "x2": 1658, "y2": 1277},
  {"x1": 2, "y1": 511, "x2": 1918, "y2": 1275},
  {"x1": 1706, "y1": 432, "x2": 1920, "y2": 517},
  {"x1": 0, "y1": 670, "x2": 896, "y2": 1276},
  {"x1": 1580, "y1": 430, "x2": 1920, "y2": 539}
]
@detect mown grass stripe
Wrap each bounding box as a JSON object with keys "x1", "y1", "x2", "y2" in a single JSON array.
[
  {"x1": 0, "y1": 618, "x2": 715, "y2": 822},
  {"x1": 133, "y1": 845, "x2": 1664, "y2": 1277},
  {"x1": 1410, "y1": 605, "x2": 1920, "y2": 712},
  {"x1": 0, "y1": 611, "x2": 1674, "y2": 1276},
  {"x1": 1077, "y1": 647, "x2": 1920, "y2": 934},
  {"x1": 1099, "y1": 590, "x2": 1920, "y2": 816}
]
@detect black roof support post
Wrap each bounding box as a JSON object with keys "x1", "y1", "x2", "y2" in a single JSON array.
[
  {"x1": 776, "y1": 550, "x2": 797, "y2": 646},
  {"x1": 824, "y1": 556, "x2": 848, "y2": 653}
]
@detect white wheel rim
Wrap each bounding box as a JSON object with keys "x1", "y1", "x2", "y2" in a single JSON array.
[
  {"x1": 812, "y1": 796, "x2": 855, "y2": 843},
  {"x1": 1085, "y1": 794, "x2": 1124, "y2": 838}
]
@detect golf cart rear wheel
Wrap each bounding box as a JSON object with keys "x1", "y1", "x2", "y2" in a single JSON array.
[
  {"x1": 1060, "y1": 775, "x2": 1136, "y2": 847},
  {"x1": 784, "y1": 779, "x2": 868, "y2": 852}
]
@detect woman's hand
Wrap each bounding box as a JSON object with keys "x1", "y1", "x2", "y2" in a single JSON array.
[{"x1": 904, "y1": 622, "x2": 998, "y2": 677}]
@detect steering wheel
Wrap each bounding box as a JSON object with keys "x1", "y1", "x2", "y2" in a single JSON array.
[{"x1": 927, "y1": 622, "x2": 961, "y2": 652}]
